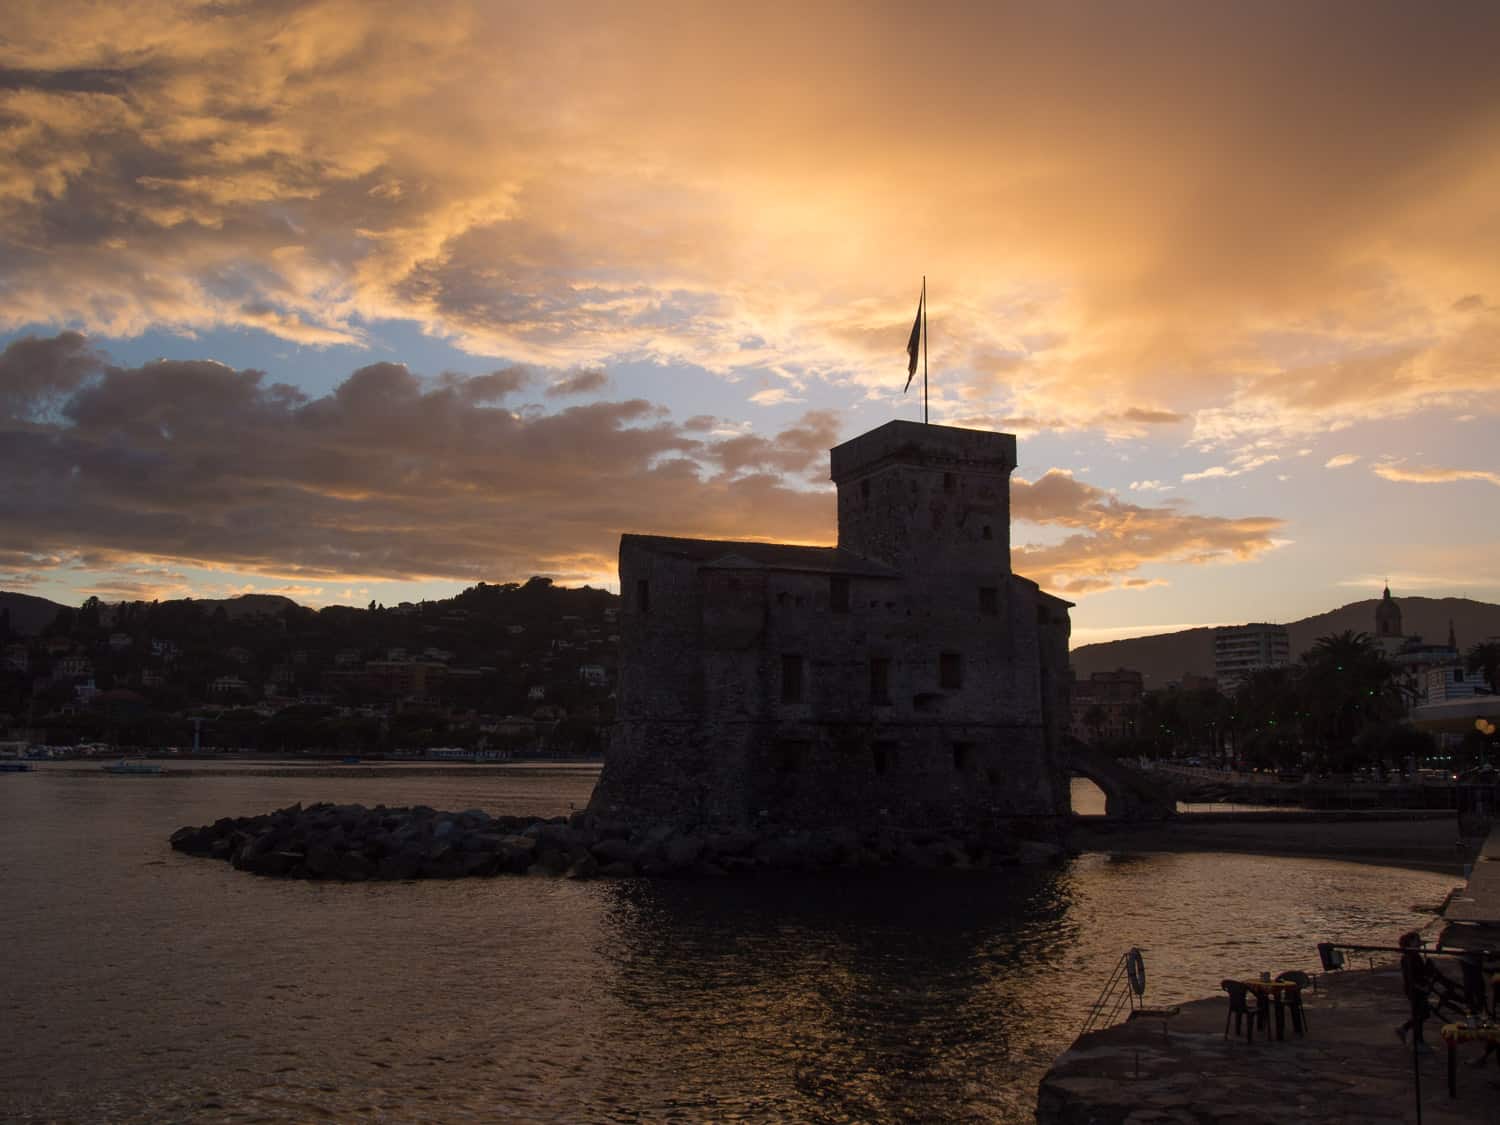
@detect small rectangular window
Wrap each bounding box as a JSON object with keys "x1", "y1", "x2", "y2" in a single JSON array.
[
  {"x1": 636, "y1": 578, "x2": 650, "y2": 614},
  {"x1": 939, "y1": 652, "x2": 963, "y2": 690},
  {"x1": 869, "y1": 657, "x2": 891, "y2": 704},
  {"x1": 830, "y1": 576, "x2": 850, "y2": 613},
  {"x1": 943, "y1": 471, "x2": 956, "y2": 494},
  {"x1": 781, "y1": 654, "x2": 804, "y2": 703},
  {"x1": 773, "y1": 740, "x2": 807, "y2": 774},
  {"x1": 872, "y1": 741, "x2": 895, "y2": 776},
  {"x1": 952, "y1": 743, "x2": 974, "y2": 772},
  {"x1": 979, "y1": 587, "x2": 998, "y2": 615}
]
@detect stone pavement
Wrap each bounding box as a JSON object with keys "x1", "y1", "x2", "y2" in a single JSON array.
[{"x1": 1035, "y1": 963, "x2": 1500, "y2": 1124}]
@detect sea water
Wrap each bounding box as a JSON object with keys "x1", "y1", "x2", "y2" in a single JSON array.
[{"x1": 0, "y1": 767, "x2": 1453, "y2": 1123}]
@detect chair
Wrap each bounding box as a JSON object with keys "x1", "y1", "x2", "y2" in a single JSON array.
[
  {"x1": 1275, "y1": 970, "x2": 1311, "y2": 1034},
  {"x1": 1221, "y1": 980, "x2": 1260, "y2": 1042}
]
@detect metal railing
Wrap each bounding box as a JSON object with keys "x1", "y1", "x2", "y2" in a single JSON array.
[{"x1": 1080, "y1": 948, "x2": 1146, "y2": 1036}]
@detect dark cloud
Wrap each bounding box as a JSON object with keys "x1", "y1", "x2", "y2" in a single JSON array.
[
  {"x1": 545, "y1": 369, "x2": 608, "y2": 397},
  {"x1": 0, "y1": 334, "x2": 1287, "y2": 595},
  {"x1": 0, "y1": 331, "x2": 103, "y2": 419},
  {"x1": 706, "y1": 410, "x2": 840, "y2": 477},
  {"x1": 0, "y1": 334, "x2": 833, "y2": 585}
]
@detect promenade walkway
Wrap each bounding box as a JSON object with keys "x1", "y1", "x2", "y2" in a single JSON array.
[
  {"x1": 1036, "y1": 964, "x2": 1497, "y2": 1124},
  {"x1": 1440, "y1": 824, "x2": 1500, "y2": 950},
  {"x1": 1038, "y1": 827, "x2": 1500, "y2": 1123}
]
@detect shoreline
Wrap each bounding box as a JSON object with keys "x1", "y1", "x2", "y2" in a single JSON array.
[{"x1": 1071, "y1": 809, "x2": 1472, "y2": 876}]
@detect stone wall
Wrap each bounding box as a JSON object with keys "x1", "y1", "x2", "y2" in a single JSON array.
[{"x1": 590, "y1": 421, "x2": 1073, "y2": 834}]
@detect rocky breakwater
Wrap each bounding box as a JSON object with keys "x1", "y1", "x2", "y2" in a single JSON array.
[{"x1": 169, "y1": 802, "x2": 1066, "y2": 881}]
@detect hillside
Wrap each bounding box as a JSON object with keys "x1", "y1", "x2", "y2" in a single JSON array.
[
  {"x1": 0, "y1": 591, "x2": 67, "y2": 636},
  {"x1": 1071, "y1": 596, "x2": 1500, "y2": 687}
]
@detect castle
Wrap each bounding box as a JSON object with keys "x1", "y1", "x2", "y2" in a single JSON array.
[{"x1": 589, "y1": 420, "x2": 1073, "y2": 830}]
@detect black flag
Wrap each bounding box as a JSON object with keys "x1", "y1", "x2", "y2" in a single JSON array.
[{"x1": 904, "y1": 285, "x2": 923, "y2": 391}]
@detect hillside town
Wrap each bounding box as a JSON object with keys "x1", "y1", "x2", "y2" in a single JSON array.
[
  {"x1": 0, "y1": 578, "x2": 618, "y2": 759},
  {"x1": 1069, "y1": 586, "x2": 1499, "y2": 779}
]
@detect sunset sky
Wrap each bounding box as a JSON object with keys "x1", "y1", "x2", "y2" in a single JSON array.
[{"x1": 2, "y1": 0, "x2": 1498, "y2": 646}]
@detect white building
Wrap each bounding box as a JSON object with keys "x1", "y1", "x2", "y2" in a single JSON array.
[{"x1": 1214, "y1": 623, "x2": 1290, "y2": 694}]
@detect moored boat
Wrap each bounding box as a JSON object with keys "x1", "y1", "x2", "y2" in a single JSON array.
[{"x1": 103, "y1": 759, "x2": 165, "y2": 775}]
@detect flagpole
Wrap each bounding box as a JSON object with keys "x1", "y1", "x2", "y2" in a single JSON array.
[{"x1": 921, "y1": 275, "x2": 928, "y2": 424}]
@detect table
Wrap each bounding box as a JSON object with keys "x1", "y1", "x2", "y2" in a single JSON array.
[
  {"x1": 1238, "y1": 978, "x2": 1304, "y2": 1040},
  {"x1": 1439, "y1": 1022, "x2": 1500, "y2": 1097}
]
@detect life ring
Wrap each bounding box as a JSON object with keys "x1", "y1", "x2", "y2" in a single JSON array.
[{"x1": 1126, "y1": 948, "x2": 1146, "y2": 995}]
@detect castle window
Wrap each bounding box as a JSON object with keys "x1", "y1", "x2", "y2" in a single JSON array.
[
  {"x1": 869, "y1": 657, "x2": 891, "y2": 704},
  {"x1": 776, "y1": 591, "x2": 788, "y2": 607},
  {"x1": 773, "y1": 741, "x2": 808, "y2": 774},
  {"x1": 872, "y1": 742, "x2": 896, "y2": 776},
  {"x1": 636, "y1": 578, "x2": 650, "y2": 614},
  {"x1": 781, "y1": 654, "x2": 804, "y2": 703},
  {"x1": 861, "y1": 478, "x2": 871, "y2": 502},
  {"x1": 943, "y1": 471, "x2": 956, "y2": 494},
  {"x1": 979, "y1": 587, "x2": 998, "y2": 615},
  {"x1": 939, "y1": 652, "x2": 963, "y2": 690},
  {"x1": 830, "y1": 576, "x2": 850, "y2": 613},
  {"x1": 952, "y1": 743, "x2": 974, "y2": 772},
  {"x1": 982, "y1": 525, "x2": 993, "y2": 541}
]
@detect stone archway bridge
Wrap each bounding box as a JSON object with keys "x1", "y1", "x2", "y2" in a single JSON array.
[{"x1": 1064, "y1": 744, "x2": 1177, "y2": 820}]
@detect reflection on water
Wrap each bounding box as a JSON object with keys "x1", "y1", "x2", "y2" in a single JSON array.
[{"x1": 0, "y1": 766, "x2": 1452, "y2": 1123}]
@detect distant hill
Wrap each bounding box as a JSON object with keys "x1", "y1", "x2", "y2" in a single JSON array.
[
  {"x1": 1071, "y1": 596, "x2": 1500, "y2": 687},
  {"x1": 0, "y1": 591, "x2": 67, "y2": 636},
  {"x1": 160, "y1": 594, "x2": 300, "y2": 620}
]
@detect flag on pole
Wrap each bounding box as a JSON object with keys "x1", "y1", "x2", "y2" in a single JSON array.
[{"x1": 904, "y1": 284, "x2": 924, "y2": 392}]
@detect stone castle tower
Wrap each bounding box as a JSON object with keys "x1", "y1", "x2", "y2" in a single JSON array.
[{"x1": 590, "y1": 420, "x2": 1073, "y2": 832}]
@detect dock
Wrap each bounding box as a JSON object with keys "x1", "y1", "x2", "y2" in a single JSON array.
[
  {"x1": 1036, "y1": 965, "x2": 1496, "y2": 1124},
  {"x1": 1037, "y1": 825, "x2": 1500, "y2": 1123}
]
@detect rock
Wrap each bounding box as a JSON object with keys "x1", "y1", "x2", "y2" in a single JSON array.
[
  {"x1": 237, "y1": 849, "x2": 299, "y2": 877},
  {"x1": 461, "y1": 851, "x2": 499, "y2": 877},
  {"x1": 421, "y1": 849, "x2": 464, "y2": 879},
  {"x1": 662, "y1": 834, "x2": 703, "y2": 869},
  {"x1": 565, "y1": 853, "x2": 599, "y2": 879},
  {"x1": 304, "y1": 845, "x2": 343, "y2": 878},
  {"x1": 1017, "y1": 840, "x2": 1064, "y2": 865},
  {"x1": 590, "y1": 837, "x2": 641, "y2": 866},
  {"x1": 172, "y1": 804, "x2": 1052, "y2": 882},
  {"x1": 378, "y1": 851, "x2": 423, "y2": 880}
]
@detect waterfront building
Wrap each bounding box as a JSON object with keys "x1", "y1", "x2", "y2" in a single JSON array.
[
  {"x1": 1069, "y1": 668, "x2": 1144, "y2": 744},
  {"x1": 1213, "y1": 623, "x2": 1290, "y2": 694},
  {"x1": 592, "y1": 420, "x2": 1074, "y2": 830},
  {"x1": 1425, "y1": 664, "x2": 1490, "y2": 704}
]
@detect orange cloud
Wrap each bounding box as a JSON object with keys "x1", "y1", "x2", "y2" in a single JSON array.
[
  {"x1": 1372, "y1": 462, "x2": 1500, "y2": 488},
  {"x1": 1011, "y1": 469, "x2": 1285, "y2": 595},
  {"x1": 1, "y1": 1, "x2": 1497, "y2": 436}
]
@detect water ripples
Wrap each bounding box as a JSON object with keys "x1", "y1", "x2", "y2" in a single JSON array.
[{"x1": 0, "y1": 767, "x2": 1455, "y2": 1123}]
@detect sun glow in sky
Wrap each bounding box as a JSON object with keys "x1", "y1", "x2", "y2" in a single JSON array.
[{"x1": 2, "y1": 0, "x2": 1498, "y2": 645}]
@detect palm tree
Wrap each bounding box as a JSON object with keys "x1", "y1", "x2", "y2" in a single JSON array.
[
  {"x1": 1232, "y1": 664, "x2": 1302, "y2": 770},
  {"x1": 1466, "y1": 641, "x2": 1500, "y2": 696},
  {"x1": 1301, "y1": 630, "x2": 1404, "y2": 768}
]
